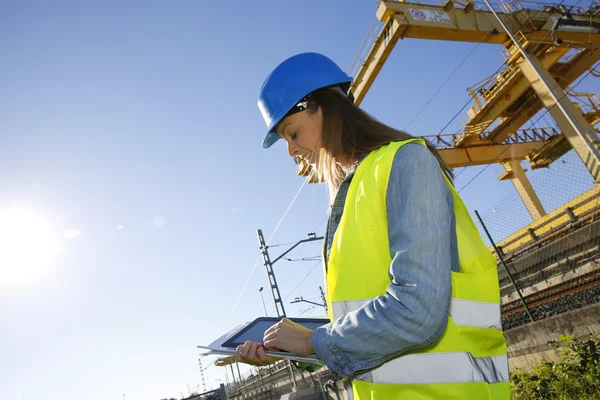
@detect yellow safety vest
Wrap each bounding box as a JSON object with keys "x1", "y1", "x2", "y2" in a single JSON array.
[{"x1": 325, "y1": 139, "x2": 510, "y2": 400}]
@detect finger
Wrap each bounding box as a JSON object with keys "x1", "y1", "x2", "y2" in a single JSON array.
[
  {"x1": 263, "y1": 328, "x2": 279, "y2": 345},
  {"x1": 257, "y1": 345, "x2": 268, "y2": 362},
  {"x1": 235, "y1": 344, "x2": 243, "y2": 362},
  {"x1": 264, "y1": 322, "x2": 280, "y2": 337},
  {"x1": 264, "y1": 336, "x2": 280, "y2": 351},
  {"x1": 263, "y1": 327, "x2": 280, "y2": 344},
  {"x1": 248, "y1": 342, "x2": 261, "y2": 361},
  {"x1": 240, "y1": 341, "x2": 253, "y2": 361}
]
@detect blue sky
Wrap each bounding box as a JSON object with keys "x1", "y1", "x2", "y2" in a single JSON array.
[{"x1": 1, "y1": 1, "x2": 598, "y2": 399}]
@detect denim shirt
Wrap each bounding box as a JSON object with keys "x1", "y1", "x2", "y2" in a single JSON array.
[{"x1": 311, "y1": 143, "x2": 458, "y2": 379}]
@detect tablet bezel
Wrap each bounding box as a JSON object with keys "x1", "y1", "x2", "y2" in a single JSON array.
[{"x1": 220, "y1": 317, "x2": 329, "y2": 349}]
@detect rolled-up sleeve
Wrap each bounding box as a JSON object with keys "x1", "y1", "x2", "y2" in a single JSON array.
[{"x1": 312, "y1": 143, "x2": 454, "y2": 378}]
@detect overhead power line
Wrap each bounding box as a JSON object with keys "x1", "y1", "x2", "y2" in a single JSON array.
[{"x1": 231, "y1": 177, "x2": 311, "y2": 314}]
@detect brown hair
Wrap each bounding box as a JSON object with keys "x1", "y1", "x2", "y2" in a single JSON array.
[{"x1": 301, "y1": 87, "x2": 454, "y2": 196}]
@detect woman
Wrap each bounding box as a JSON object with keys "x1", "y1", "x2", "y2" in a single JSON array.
[{"x1": 237, "y1": 52, "x2": 510, "y2": 399}]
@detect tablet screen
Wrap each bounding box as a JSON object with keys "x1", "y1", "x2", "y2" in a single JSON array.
[{"x1": 221, "y1": 318, "x2": 329, "y2": 349}]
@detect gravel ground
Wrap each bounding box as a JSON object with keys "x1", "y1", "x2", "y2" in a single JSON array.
[{"x1": 502, "y1": 284, "x2": 600, "y2": 331}]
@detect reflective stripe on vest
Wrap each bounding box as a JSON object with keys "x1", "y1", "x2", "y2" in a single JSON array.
[
  {"x1": 451, "y1": 298, "x2": 502, "y2": 330},
  {"x1": 354, "y1": 353, "x2": 509, "y2": 385},
  {"x1": 331, "y1": 298, "x2": 502, "y2": 330}
]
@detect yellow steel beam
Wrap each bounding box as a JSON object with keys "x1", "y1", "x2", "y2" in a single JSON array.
[
  {"x1": 351, "y1": 1, "x2": 600, "y2": 106},
  {"x1": 467, "y1": 46, "x2": 568, "y2": 135},
  {"x1": 553, "y1": 49, "x2": 600, "y2": 88},
  {"x1": 351, "y1": 17, "x2": 403, "y2": 105},
  {"x1": 375, "y1": 2, "x2": 505, "y2": 44},
  {"x1": 375, "y1": 1, "x2": 600, "y2": 44},
  {"x1": 436, "y1": 140, "x2": 548, "y2": 167},
  {"x1": 496, "y1": 186, "x2": 600, "y2": 254},
  {"x1": 518, "y1": 53, "x2": 600, "y2": 181},
  {"x1": 528, "y1": 134, "x2": 571, "y2": 169},
  {"x1": 458, "y1": 46, "x2": 568, "y2": 145},
  {"x1": 486, "y1": 49, "x2": 600, "y2": 144},
  {"x1": 585, "y1": 109, "x2": 600, "y2": 126},
  {"x1": 500, "y1": 159, "x2": 546, "y2": 219}
]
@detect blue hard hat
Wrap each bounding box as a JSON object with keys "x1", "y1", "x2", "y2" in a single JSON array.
[{"x1": 258, "y1": 53, "x2": 353, "y2": 149}]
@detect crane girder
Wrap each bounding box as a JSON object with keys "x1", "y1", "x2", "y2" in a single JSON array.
[
  {"x1": 351, "y1": 0, "x2": 600, "y2": 106},
  {"x1": 439, "y1": 140, "x2": 551, "y2": 167}
]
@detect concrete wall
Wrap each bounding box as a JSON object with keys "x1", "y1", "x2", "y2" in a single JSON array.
[{"x1": 505, "y1": 303, "x2": 600, "y2": 371}]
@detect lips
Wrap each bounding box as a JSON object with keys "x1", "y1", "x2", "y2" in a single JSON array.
[{"x1": 302, "y1": 151, "x2": 314, "y2": 164}]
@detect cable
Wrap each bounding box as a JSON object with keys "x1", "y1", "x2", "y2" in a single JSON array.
[
  {"x1": 405, "y1": 2, "x2": 496, "y2": 135},
  {"x1": 312, "y1": 215, "x2": 328, "y2": 233},
  {"x1": 527, "y1": 67, "x2": 596, "y2": 128},
  {"x1": 457, "y1": 148, "x2": 510, "y2": 193},
  {"x1": 230, "y1": 177, "x2": 311, "y2": 314},
  {"x1": 405, "y1": 42, "x2": 483, "y2": 130},
  {"x1": 268, "y1": 241, "x2": 299, "y2": 248},
  {"x1": 436, "y1": 97, "x2": 474, "y2": 136},
  {"x1": 283, "y1": 260, "x2": 322, "y2": 302},
  {"x1": 284, "y1": 256, "x2": 322, "y2": 262},
  {"x1": 300, "y1": 305, "x2": 317, "y2": 315}
]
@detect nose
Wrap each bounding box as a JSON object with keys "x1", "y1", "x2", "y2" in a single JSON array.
[{"x1": 287, "y1": 140, "x2": 299, "y2": 157}]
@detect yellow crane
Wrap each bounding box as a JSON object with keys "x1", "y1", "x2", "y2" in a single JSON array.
[{"x1": 298, "y1": 0, "x2": 600, "y2": 220}]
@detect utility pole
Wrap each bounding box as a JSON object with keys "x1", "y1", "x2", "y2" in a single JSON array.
[
  {"x1": 229, "y1": 363, "x2": 237, "y2": 386},
  {"x1": 235, "y1": 361, "x2": 244, "y2": 385},
  {"x1": 219, "y1": 383, "x2": 227, "y2": 400},
  {"x1": 319, "y1": 286, "x2": 328, "y2": 313},
  {"x1": 257, "y1": 230, "x2": 323, "y2": 318},
  {"x1": 198, "y1": 358, "x2": 207, "y2": 392},
  {"x1": 258, "y1": 287, "x2": 268, "y2": 316},
  {"x1": 291, "y1": 296, "x2": 327, "y2": 309}
]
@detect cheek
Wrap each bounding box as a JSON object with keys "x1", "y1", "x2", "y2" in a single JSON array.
[{"x1": 310, "y1": 127, "x2": 323, "y2": 149}]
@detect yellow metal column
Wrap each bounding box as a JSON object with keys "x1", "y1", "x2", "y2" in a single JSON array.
[
  {"x1": 517, "y1": 54, "x2": 600, "y2": 182},
  {"x1": 500, "y1": 159, "x2": 547, "y2": 219}
]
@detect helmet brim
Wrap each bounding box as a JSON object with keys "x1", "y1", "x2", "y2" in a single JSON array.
[{"x1": 262, "y1": 130, "x2": 280, "y2": 149}]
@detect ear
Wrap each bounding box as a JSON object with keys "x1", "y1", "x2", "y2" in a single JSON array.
[{"x1": 309, "y1": 105, "x2": 323, "y2": 121}]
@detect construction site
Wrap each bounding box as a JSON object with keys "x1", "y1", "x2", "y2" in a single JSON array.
[{"x1": 196, "y1": 0, "x2": 600, "y2": 398}]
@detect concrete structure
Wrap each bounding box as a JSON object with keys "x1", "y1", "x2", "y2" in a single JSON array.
[{"x1": 505, "y1": 302, "x2": 600, "y2": 370}]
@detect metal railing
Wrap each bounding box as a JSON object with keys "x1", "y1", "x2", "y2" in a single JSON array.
[
  {"x1": 348, "y1": 18, "x2": 383, "y2": 79},
  {"x1": 493, "y1": 186, "x2": 600, "y2": 260},
  {"x1": 422, "y1": 126, "x2": 560, "y2": 148}
]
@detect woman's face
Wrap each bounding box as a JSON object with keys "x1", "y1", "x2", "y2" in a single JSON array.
[{"x1": 276, "y1": 106, "x2": 323, "y2": 166}]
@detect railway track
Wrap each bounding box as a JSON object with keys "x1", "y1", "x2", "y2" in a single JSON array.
[
  {"x1": 491, "y1": 195, "x2": 600, "y2": 330},
  {"x1": 502, "y1": 268, "x2": 600, "y2": 317}
]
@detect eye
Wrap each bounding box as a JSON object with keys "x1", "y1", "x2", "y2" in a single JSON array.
[{"x1": 291, "y1": 132, "x2": 298, "y2": 140}]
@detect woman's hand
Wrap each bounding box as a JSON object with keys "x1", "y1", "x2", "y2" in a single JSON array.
[
  {"x1": 263, "y1": 318, "x2": 315, "y2": 355},
  {"x1": 234, "y1": 318, "x2": 316, "y2": 366},
  {"x1": 235, "y1": 341, "x2": 279, "y2": 366}
]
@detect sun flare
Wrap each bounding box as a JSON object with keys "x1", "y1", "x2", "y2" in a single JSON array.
[{"x1": 0, "y1": 208, "x2": 59, "y2": 285}]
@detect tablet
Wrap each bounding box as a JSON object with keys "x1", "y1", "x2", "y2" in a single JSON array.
[{"x1": 220, "y1": 317, "x2": 329, "y2": 349}]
